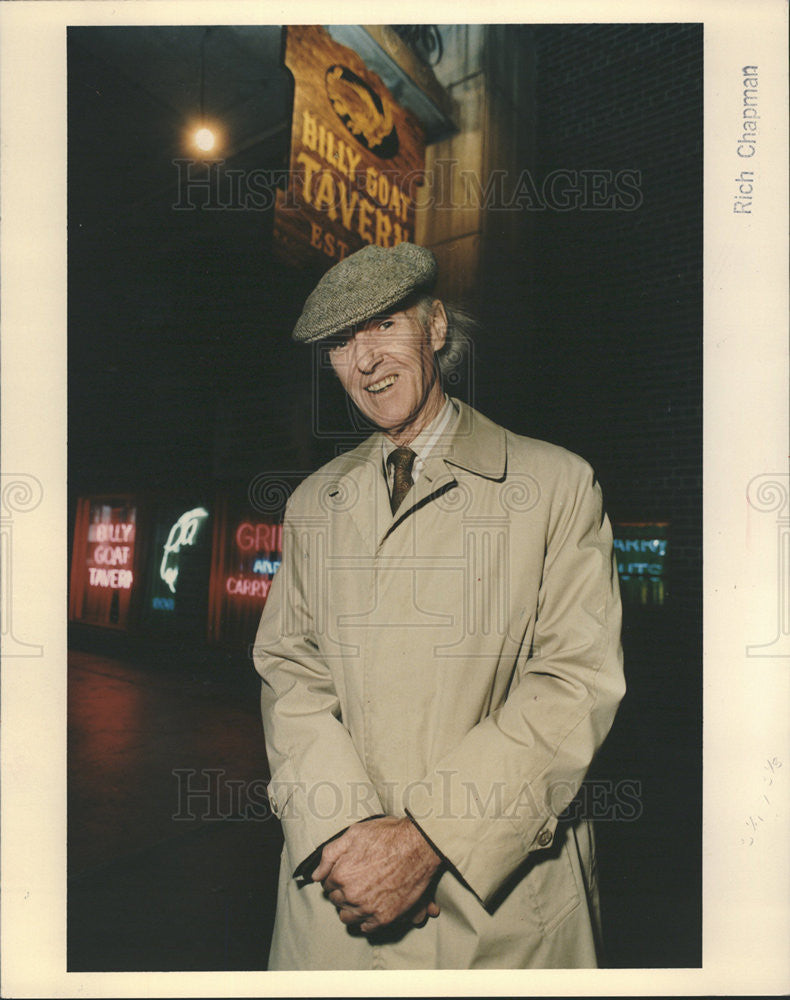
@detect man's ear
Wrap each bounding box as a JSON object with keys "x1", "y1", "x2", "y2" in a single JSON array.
[{"x1": 428, "y1": 300, "x2": 448, "y2": 352}]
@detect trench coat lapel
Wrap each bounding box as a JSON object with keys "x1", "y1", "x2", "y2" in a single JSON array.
[
  {"x1": 440, "y1": 399, "x2": 508, "y2": 481},
  {"x1": 329, "y1": 401, "x2": 510, "y2": 550},
  {"x1": 379, "y1": 402, "x2": 507, "y2": 538},
  {"x1": 323, "y1": 435, "x2": 384, "y2": 555},
  {"x1": 338, "y1": 401, "x2": 510, "y2": 547},
  {"x1": 327, "y1": 401, "x2": 509, "y2": 550}
]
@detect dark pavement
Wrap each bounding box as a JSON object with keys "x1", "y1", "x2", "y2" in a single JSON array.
[
  {"x1": 68, "y1": 648, "x2": 281, "y2": 971},
  {"x1": 67, "y1": 605, "x2": 701, "y2": 971}
]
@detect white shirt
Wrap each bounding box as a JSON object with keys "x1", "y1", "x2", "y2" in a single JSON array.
[{"x1": 381, "y1": 395, "x2": 460, "y2": 493}]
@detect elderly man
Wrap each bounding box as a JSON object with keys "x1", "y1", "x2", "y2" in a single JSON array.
[{"x1": 253, "y1": 242, "x2": 625, "y2": 970}]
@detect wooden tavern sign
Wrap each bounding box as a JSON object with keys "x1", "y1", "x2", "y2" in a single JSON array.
[{"x1": 273, "y1": 25, "x2": 426, "y2": 269}]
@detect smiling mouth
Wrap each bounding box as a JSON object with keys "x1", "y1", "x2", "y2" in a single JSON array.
[{"x1": 365, "y1": 374, "x2": 398, "y2": 394}]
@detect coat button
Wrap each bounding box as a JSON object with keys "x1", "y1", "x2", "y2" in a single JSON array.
[
  {"x1": 537, "y1": 828, "x2": 553, "y2": 847},
  {"x1": 269, "y1": 793, "x2": 278, "y2": 814}
]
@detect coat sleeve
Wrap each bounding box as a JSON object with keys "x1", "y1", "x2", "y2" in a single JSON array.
[
  {"x1": 253, "y1": 502, "x2": 385, "y2": 875},
  {"x1": 405, "y1": 458, "x2": 626, "y2": 908}
]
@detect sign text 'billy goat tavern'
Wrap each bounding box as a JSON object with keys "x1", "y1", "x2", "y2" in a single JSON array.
[{"x1": 274, "y1": 25, "x2": 427, "y2": 269}]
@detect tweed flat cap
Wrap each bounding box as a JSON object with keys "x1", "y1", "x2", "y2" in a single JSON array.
[{"x1": 292, "y1": 243, "x2": 438, "y2": 343}]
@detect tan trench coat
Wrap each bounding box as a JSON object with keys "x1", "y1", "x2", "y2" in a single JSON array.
[{"x1": 253, "y1": 400, "x2": 625, "y2": 969}]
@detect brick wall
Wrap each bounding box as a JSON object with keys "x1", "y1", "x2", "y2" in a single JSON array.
[
  {"x1": 517, "y1": 24, "x2": 704, "y2": 967},
  {"x1": 494, "y1": 23, "x2": 703, "y2": 626},
  {"x1": 417, "y1": 21, "x2": 701, "y2": 628}
]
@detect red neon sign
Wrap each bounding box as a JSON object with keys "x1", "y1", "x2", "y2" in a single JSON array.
[
  {"x1": 207, "y1": 503, "x2": 284, "y2": 647},
  {"x1": 69, "y1": 499, "x2": 138, "y2": 629},
  {"x1": 89, "y1": 567, "x2": 133, "y2": 589},
  {"x1": 235, "y1": 521, "x2": 284, "y2": 552},
  {"x1": 225, "y1": 576, "x2": 273, "y2": 598},
  {"x1": 221, "y1": 520, "x2": 283, "y2": 602},
  {"x1": 88, "y1": 520, "x2": 135, "y2": 589}
]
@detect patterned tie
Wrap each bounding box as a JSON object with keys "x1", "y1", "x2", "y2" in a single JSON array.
[{"x1": 387, "y1": 447, "x2": 416, "y2": 514}]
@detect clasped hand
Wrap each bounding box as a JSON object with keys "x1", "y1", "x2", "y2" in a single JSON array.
[{"x1": 311, "y1": 816, "x2": 442, "y2": 934}]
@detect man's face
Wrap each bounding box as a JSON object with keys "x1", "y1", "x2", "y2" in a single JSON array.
[{"x1": 326, "y1": 300, "x2": 447, "y2": 443}]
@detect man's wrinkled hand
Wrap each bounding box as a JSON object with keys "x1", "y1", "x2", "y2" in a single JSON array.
[{"x1": 311, "y1": 816, "x2": 441, "y2": 934}]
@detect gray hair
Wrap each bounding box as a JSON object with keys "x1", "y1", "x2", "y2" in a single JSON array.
[{"x1": 412, "y1": 293, "x2": 476, "y2": 379}]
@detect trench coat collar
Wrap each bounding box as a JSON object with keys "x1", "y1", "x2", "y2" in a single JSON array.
[
  {"x1": 434, "y1": 398, "x2": 508, "y2": 481},
  {"x1": 328, "y1": 400, "x2": 508, "y2": 550}
]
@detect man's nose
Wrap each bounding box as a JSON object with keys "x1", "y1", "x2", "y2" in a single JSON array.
[{"x1": 354, "y1": 333, "x2": 381, "y2": 375}]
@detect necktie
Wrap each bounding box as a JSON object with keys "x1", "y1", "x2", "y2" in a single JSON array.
[{"x1": 388, "y1": 447, "x2": 416, "y2": 514}]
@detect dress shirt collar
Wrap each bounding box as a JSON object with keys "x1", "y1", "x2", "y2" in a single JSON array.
[{"x1": 381, "y1": 396, "x2": 459, "y2": 485}]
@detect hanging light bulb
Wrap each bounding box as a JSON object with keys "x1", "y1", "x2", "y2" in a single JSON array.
[
  {"x1": 194, "y1": 127, "x2": 216, "y2": 152},
  {"x1": 185, "y1": 28, "x2": 223, "y2": 156}
]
